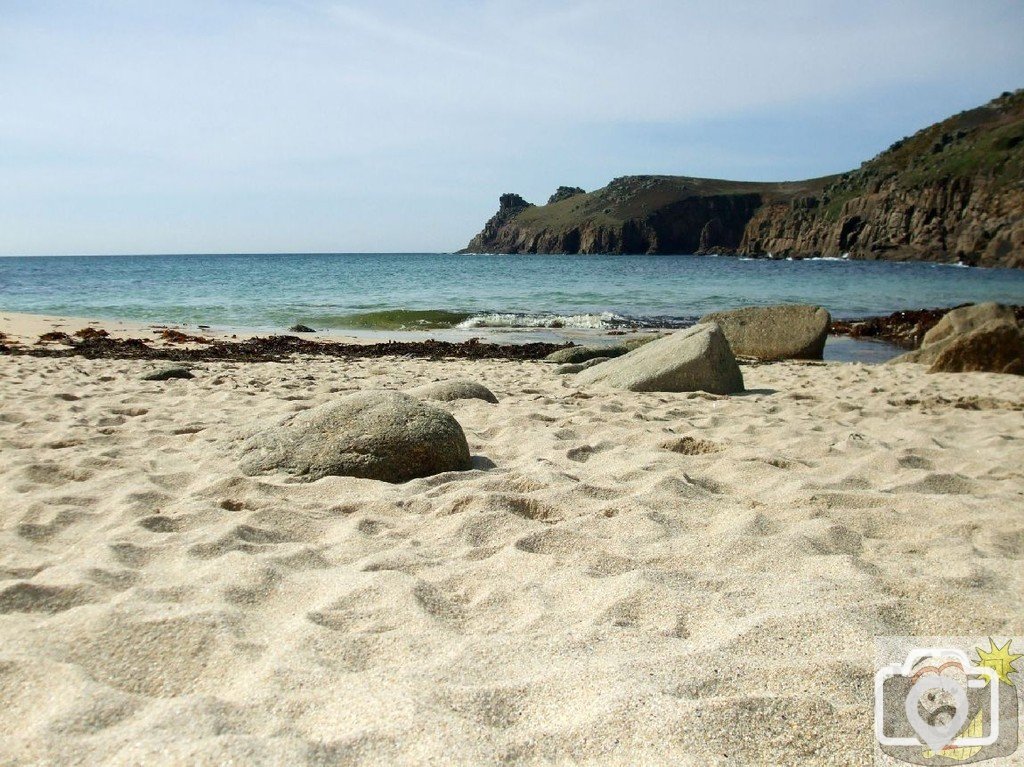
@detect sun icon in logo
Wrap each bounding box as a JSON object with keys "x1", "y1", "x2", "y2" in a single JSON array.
[{"x1": 975, "y1": 638, "x2": 1022, "y2": 687}]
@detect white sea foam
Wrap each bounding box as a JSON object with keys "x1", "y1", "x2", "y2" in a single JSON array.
[{"x1": 456, "y1": 311, "x2": 630, "y2": 329}]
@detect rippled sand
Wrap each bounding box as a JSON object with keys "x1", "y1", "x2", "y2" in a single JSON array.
[{"x1": 1, "y1": 350, "x2": 1022, "y2": 765}]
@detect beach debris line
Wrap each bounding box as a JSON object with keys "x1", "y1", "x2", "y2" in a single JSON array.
[
  {"x1": 159, "y1": 328, "x2": 211, "y2": 344},
  {"x1": 74, "y1": 327, "x2": 109, "y2": 339},
  {"x1": 4, "y1": 333, "x2": 566, "y2": 363},
  {"x1": 239, "y1": 390, "x2": 473, "y2": 483},
  {"x1": 36, "y1": 331, "x2": 74, "y2": 344}
]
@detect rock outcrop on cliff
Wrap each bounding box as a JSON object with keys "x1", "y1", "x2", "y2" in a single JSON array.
[
  {"x1": 463, "y1": 193, "x2": 534, "y2": 253},
  {"x1": 547, "y1": 186, "x2": 586, "y2": 205},
  {"x1": 462, "y1": 91, "x2": 1024, "y2": 268}
]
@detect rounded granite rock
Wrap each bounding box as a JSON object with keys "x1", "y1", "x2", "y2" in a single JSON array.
[
  {"x1": 554, "y1": 357, "x2": 611, "y2": 375},
  {"x1": 922, "y1": 302, "x2": 1016, "y2": 347},
  {"x1": 239, "y1": 390, "x2": 472, "y2": 483},
  {"x1": 891, "y1": 302, "x2": 1018, "y2": 366},
  {"x1": 698, "y1": 304, "x2": 830, "y2": 360},
  {"x1": 544, "y1": 336, "x2": 658, "y2": 365},
  {"x1": 927, "y1": 319, "x2": 1024, "y2": 375},
  {"x1": 141, "y1": 366, "x2": 195, "y2": 381},
  {"x1": 405, "y1": 379, "x2": 498, "y2": 404},
  {"x1": 545, "y1": 345, "x2": 627, "y2": 364}
]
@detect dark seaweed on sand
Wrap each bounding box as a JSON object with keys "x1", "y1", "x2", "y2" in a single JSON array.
[{"x1": 3, "y1": 334, "x2": 567, "y2": 363}]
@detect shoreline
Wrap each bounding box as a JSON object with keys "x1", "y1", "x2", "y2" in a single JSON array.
[
  {"x1": 2, "y1": 303, "x2": 1015, "y2": 364},
  {"x1": 0, "y1": 308, "x2": 904, "y2": 365},
  {"x1": 2, "y1": 306, "x2": 1005, "y2": 364}
]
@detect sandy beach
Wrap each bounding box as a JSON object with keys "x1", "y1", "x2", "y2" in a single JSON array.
[
  {"x1": 0, "y1": 312, "x2": 1021, "y2": 765},
  {"x1": 0, "y1": 311, "x2": 366, "y2": 347}
]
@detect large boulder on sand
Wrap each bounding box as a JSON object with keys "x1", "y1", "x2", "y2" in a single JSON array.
[
  {"x1": 575, "y1": 322, "x2": 744, "y2": 393},
  {"x1": 239, "y1": 391, "x2": 472, "y2": 483},
  {"x1": 405, "y1": 379, "x2": 498, "y2": 403},
  {"x1": 698, "y1": 304, "x2": 830, "y2": 360},
  {"x1": 891, "y1": 302, "x2": 1018, "y2": 366},
  {"x1": 927, "y1": 320, "x2": 1024, "y2": 375},
  {"x1": 923, "y1": 302, "x2": 1016, "y2": 347}
]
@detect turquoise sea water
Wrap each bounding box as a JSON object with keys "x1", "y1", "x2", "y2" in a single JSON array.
[{"x1": 2, "y1": 253, "x2": 1023, "y2": 360}]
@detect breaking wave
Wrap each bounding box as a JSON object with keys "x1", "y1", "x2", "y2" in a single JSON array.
[
  {"x1": 310, "y1": 309, "x2": 472, "y2": 330},
  {"x1": 307, "y1": 308, "x2": 693, "y2": 331},
  {"x1": 457, "y1": 312, "x2": 629, "y2": 329},
  {"x1": 457, "y1": 312, "x2": 692, "y2": 330}
]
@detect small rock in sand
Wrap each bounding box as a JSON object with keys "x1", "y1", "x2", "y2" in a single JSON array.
[
  {"x1": 405, "y1": 379, "x2": 498, "y2": 403},
  {"x1": 239, "y1": 390, "x2": 472, "y2": 483},
  {"x1": 544, "y1": 336, "x2": 659, "y2": 364},
  {"x1": 555, "y1": 357, "x2": 611, "y2": 374},
  {"x1": 141, "y1": 366, "x2": 195, "y2": 381},
  {"x1": 545, "y1": 345, "x2": 627, "y2": 364}
]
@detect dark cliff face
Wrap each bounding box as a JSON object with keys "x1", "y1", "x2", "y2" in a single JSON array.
[
  {"x1": 464, "y1": 193, "x2": 534, "y2": 253},
  {"x1": 461, "y1": 176, "x2": 824, "y2": 255},
  {"x1": 463, "y1": 90, "x2": 1024, "y2": 267},
  {"x1": 740, "y1": 170, "x2": 1024, "y2": 268}
]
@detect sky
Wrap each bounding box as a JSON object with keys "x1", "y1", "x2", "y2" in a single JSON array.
[{"x1": 1, "y1": 0, "x2": 1023, "y2": 255}]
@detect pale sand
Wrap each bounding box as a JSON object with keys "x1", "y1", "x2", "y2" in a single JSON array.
[
  {"x1": 1, "y1": 332, "x2": 1023, "y2": 764},
  {"x1": 0, "y1": 311, "x2": 365, "y2": 346}
]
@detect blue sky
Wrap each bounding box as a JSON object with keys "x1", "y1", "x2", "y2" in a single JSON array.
[{"x1": 1, "y1": 0, "x2": 1022, "y2": 255}]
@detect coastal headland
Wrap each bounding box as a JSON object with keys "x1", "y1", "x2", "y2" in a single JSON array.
[{"x1": 464, "y1": 90, "x2": 1024, "y2": 267}]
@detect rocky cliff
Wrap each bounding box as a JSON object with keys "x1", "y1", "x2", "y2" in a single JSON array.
[{"x1": 462, "y1": 90, "x2": 1024, "y2": 268}]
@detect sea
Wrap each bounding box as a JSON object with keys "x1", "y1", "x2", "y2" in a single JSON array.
[{"x1": 3, "y1": 252, "x2": 1024, "y2": 362}]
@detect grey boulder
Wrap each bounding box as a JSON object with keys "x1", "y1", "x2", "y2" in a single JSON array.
[
  {"x1": 698, "y1": 304, "x2": 830, "y2": 360},
  {"x1": 405, "y1": 379, "x2": 498, "y2": 403},
  {"x1": 545, "y1": 345, "x2": 628, "y2": 364},
  {"x1": 574, "y1": 322, "x2": 744, "y2": 394},
  {"x1": 927, "y1": 319, "x2": 1024, "y2": 375},
  {"x1": 239, "y1": 390, "x2": 472, "y2": 483},
  {"x1": 554, "y1": 357, "x2": 611, "y2": 375},
  {"x1": 891, "y1": 302, "x2": 1018, "y2": 365},
  {"x1": 141, "y1": 366, "x2": 194, "y2": 381},
  {"x1": 923, "y1": 302, "x2": 1016, "y2": 346},
  {"x1": 544, "y1": 335, "x2": 660, "y2": 364}
]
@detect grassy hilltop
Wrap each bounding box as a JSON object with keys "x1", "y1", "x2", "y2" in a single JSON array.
[{"x1": 464, "y1": 90, "x2": 1024, "y2": 267}]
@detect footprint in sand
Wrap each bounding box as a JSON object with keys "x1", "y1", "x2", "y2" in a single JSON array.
[
  {"x1": 0, "y1": 582, "x2": 96, "y2": 614},
  {"x1": 137, "y1": 515, "x2": 186, "y2": 533},
  {"x1": 660, "y1": 436, "x2": 723, "y2": 455}
]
